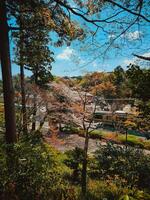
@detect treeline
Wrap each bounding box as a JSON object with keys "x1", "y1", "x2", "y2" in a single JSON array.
[
  {"x1": 63, "y1": 65, "x2": 150, "y2": 118},
  {"x1": 75, "y1": 65, "x2": 150, "y2": 101},
  {"x1": 78, "y1": 65, "x2": 150, "y2": 118}
]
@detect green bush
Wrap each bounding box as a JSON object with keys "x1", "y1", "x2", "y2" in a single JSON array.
[
  {"x1": 61, "y1": 124, "x2": 79, "y2": 134},
  {"x1": 144, "y1": 140, "x2": 150, "y2": 150},
  {"x1": 86, "y1": 179, "x2": 150, "y2": 200},
  {"x1": 0, "y1": 131, "x2": 79, "y2": 200},
  {"x1": 89, "y1": 130, "x2": 103, "y2": 139},
  {"x1": 93, "y1": 143, "x2": 150, "y2": 190},
  {"x1": 64, "y1": 147, "x2": 84, "y2": 184},
  {"x1": 78, "y1": 130, "x2": 104, "y2": 140}
]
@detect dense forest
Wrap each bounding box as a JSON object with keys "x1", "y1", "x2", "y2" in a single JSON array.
[{"x1": 0, "y1": 0, "x2": 150, "y2": 200}]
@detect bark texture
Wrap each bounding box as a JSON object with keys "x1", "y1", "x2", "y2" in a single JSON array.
[{"x1": 0, "y1": 0, "x2": 17, "y2": 143}]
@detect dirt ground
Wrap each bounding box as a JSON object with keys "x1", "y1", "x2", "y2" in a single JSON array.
[
  {"x1": 45, "y1": 133, "x2": 106, "y2": 153},
  {"x1": 45, "y1": 132, "x2": 150, "y2": 155}
]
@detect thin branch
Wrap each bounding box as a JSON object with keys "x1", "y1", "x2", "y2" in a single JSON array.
[
  {"x1": 107, "y1": 0, "x2": 150, "y2": 23},
  {"x1": 54, "y1": 0, "x2": 123, "y2": 27},
  {"x1": 9, "y1": 26, "x2": 20, "y2": 31},
  {"x1": 103, "y1": 17, "x2": 138, "y2": 56}
]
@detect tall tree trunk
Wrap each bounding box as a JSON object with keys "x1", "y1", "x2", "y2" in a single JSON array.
[
  {"x1": 20, "y1": 63, "x2": 28, "y2": 133},
  {"x1": 0, "y1": 0, "x2": 17, "y2": 143},
  {"x1": 81, "y1": 130, "x2": 89, "y2": 196},
  {"x1": 125, "y1": 128, "x2": 128, "y2": 149},
  {"x1": 32, "y1": 73, "x2": 38, "y2": 131},
  {"x1": 31, "y1": 93, "x2": 37, "y2": 131},
  {"x1": 20, "y1": 9, "x2": 28, "y2": 133}
]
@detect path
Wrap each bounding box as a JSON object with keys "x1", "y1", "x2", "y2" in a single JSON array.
[
  {"x1": 45, "y1": 133, "x2": 150, "y2": 154},
  {"x1": 45, "y1": 133, "x2": 105, "y2": 153}
]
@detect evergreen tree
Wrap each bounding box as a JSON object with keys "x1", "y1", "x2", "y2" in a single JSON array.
[
  {"x1": 0, "y1": 0, "x2": 17, "y2": 143},
  {"x1": 13, "y1": 1, "x2": 84, "y2": 132}
]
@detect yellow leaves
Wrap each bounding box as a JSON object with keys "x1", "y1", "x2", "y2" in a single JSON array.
[{"x1": 124, "y1": 120, "x2": 136, "y2": 129}]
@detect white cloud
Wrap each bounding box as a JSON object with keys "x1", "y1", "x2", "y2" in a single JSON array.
[
  {"x1": 123, "y1": 31, "x2": 142, "y2": 41},
  {"x1": 123, "y1": 59, "x2": 134, "y2": 66},
  {"x1": 56, "y1": 47, "x2": 74, "y2": 60},
  {"x1": 108, "y1": 34, "x2": 116, "y2": 39},
  {"x1": 122, "y1": 51, "x2": 150, "y2": 66},
  {"x1": 92, "y1": 61, "x2": 98, "y2": 68},
  {"x1": 141, "y1": 52, "x2": 150, "y2": 57}
]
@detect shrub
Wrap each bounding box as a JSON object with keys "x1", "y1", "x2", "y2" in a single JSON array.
[
  {"x1": 61, "y1": 124, "x2": 79, "y2": 134},
  {"x1": 93, "y1": 143, "x2": 150, "y2": 190},
  {"x1": 87, "y1": 179, "x2": 150, "y2": 200},
  {"x1": 89, "y1": 130, "x2": 103, "y2": 139},
  {"x1": 0, "y1": 131, "x2": 79, "y2": 200},
  {"x1": 64, "y1": 147, "x2": 84, "y2": 184}
]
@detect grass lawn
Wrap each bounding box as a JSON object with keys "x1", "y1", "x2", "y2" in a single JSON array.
[{"x1": 73, "y1": 129, "x2": 150, "y2": 150}]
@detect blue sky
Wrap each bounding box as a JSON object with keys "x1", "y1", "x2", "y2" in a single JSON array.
[
  {"x1": 49, "y1": 25, "x2": 150, "y2": 76},
  {"x1": 2, "y1": 2, "x2": 150, "y2": 78},
  {"x1": 10, "y1": 27, "x2": 149, "y2": 78}
]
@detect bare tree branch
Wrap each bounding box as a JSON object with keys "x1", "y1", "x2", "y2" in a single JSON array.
[
  {"x1": 133, "y1": 53, "x2": 150, "y2": 61},
  {"x1": 54, "y1": 0, "x2": 126, "y2": 27},
  {"x1": 107, "y1": 0, "x2": 150, "y2": 23}
]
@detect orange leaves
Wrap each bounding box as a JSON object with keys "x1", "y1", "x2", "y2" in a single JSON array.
[
  {"x1": 40, "y1": 8, "x2": 56, "y2": 28},
  {"x1": 15, "y1": 92, "x2": 21, "y2": 98},
  {"x1": 79, "y1": 72, "x2": 116, "y2": 98},
  {"x1": 124, "y1": 120, "x2": 137, "y2": 129}
]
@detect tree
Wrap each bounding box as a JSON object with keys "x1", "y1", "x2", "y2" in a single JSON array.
[
  {"x1": 94, "y1": 143, "x2": 150, "y2": 190},
  {"x1": 12, "y1": 2, "x2": 54, "y2": 132},
  {"x1": 71, "y1": 88, "x2": 98, "y2": 195},
  {"x1": 1, "y1": 0, "x2": 149, "y2": 143},
  {"x1": 0, "y1": 0, "x2": 86, "y2": 144},
  {"x1": 126, "y1": 64, "x2": 150, "y2": 137},
  {"x1": 0, "y1": 0, "x2": 17, "y2": 143},
  {"x1": 9, "y1": 0, "x2": 85, "y2": 135},
  {"x1": 64, "y1": 147, "x2": 84, "y2": 183},
  {"x1": 44, "y1": 79, "x2": 98, "y2": 195},
  {"x1": 15, "y1": 5, "x2": 28, "y2": 133},
  {"x1": 46, "y1": 81, "x2": 74, "y2": 134},
  {"x1": 126, "y1": 64, "x2": 150, "y2": 103},
  {"x1": 54, "y1": 0, "x2": 150, "y2": 59},
  {"x1": 92, "y1": 81, "x2": 116, "y2": 99},
  {"x1": 12, "y1": 0, "x2": 85, "y2": 132}
]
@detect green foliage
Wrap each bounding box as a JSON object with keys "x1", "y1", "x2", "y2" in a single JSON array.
[
  {"x1": 0, "y1": 132, "x2": 150, "y2": 199},
  {"x1": 88, "y1": 130, "x2": 104, "y2": 139},
  {"x1": 0, "y1": 132, "x2": 79, "y2": 200},
  {"x1": 13, "y1": 5, "x2": 54, "y2": 88},
  {"x1": 86, "y1": 179, "x2": 150, "y2": 200},
  {"x1": 113, "y1": 66, "x2": 129, "y2": 97},
  {"x1": 126, "y1": 64, "x2": 150, "y2": 131},
  {"x1": 77, "y1": 129, "x2": 150, "y2": 150},
  {"x1": 93, "y1": 143, "x2": 150, "y2": 190},
  {"x1": 64, "y1": 147, "x2": 84, "y2": 183},
  {"x1": 118, "y1": 134, "x2": 144, "y2": 148},
  {"x1": 126, "y1": 64, "x2": 150, "y2": 102},
  {"x1": 61, "y1": 124, "x2": 80, "y2": 134},
  {"x1": 0, "y1": 104, "x2": 4, "y2": 130}
]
